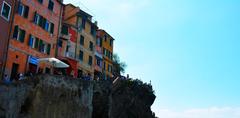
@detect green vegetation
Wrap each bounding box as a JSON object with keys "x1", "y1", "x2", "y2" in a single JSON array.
[{"x1": 112, "y1": 54, "x2": 127, "y2": 76}]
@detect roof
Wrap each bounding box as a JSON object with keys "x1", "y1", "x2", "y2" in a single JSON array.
[
  {"x1": 56, "y1": 0, "x2": 64, "y2": 5},
  {"x1": 98, "y1": 29, "x2": 115, "y2": 40}
]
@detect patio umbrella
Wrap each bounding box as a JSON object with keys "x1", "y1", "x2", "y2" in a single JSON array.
[{"x1": 38, "y1": 58, "x2": 69, "y2": 68}]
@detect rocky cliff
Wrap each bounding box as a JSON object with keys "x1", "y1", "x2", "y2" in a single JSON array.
[{"x1": 0, "y1": 75, "x2": 156, "y2": 118}]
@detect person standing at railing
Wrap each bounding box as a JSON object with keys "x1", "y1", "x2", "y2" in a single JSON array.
[{"x1": 3, "y1": 74, "x2": 11, "y2": 85}]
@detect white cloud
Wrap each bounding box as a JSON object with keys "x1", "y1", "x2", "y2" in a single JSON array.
[{"x1": 153, "y1": 107, "x2": 240, "y2": 118}]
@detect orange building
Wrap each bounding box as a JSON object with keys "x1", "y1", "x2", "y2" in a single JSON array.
[
  {"x1": 4, "y1": 0, "x2": 63, "y2": 79},
  {"x1": 97, "y1": 30, "x2": 114, "y2": 80}
]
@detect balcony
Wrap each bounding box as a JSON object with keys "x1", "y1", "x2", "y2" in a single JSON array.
[
  {"x1": 65, "y1": 51, "x2": 75, "y2": 59},
  {"x1": 60, "y1": 33, "x2": 71, "y2": 40}
]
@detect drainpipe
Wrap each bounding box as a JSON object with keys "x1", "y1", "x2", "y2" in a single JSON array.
[
  {"x1": 75, "y1": 16, "x2": 79, "y2": 59},
  {"x1": 2, "y1": 0, "x2": 16, "y2": 78},
  {"x1": 55, "y1": 2, "x2": 64, "y2": 58}
]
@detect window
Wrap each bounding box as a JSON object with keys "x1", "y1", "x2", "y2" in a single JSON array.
[
  {"x1": 17, "y1": 3, "x2": 29, "y2": 18},
  {"x1": 79, "y1": 50, "x2": 83, "y2": 61},
  {"x1": 89, "y1": 41, "x2": 93, "y2": 51},
  {"x1": 28, "y1": 35, "x2": 39, "y2": 48},
  {"x1": 13, "y1": 25, "x2": 25, "y2": 43},
  {"x1": 104, "y1": 35, "x2": 107, "y2": 41},
  {"x1": 34, "y1": 12, "x2": 40, "y2": 25},
  {"x1": 81, "y1": 18, "x2": 86, "y2": 29},
  {"x1": 107, "y1": 50, "x2": 109, "y2": 58},
  {"x1": 108, "y1": 65, "x2": 112, "y2": 73},
  {"x1": 103, "y1": 48, "x2": 107, "y2": 56},
  {"x1": 38, "y1": 40, "x2": 50, "y2": 54},
  {"x1": 99, "y1": 38, "x2": 102, "y2": 47},
  {"x1": 90, "y1": 25, "x2": 96, "y2": 36},
  {"x1": 61, "y1": 25, "x2": 69, "y2": 35},
  {"x1": 39, "y1": 16, "x2": 46, "y2": 29},
  {"x1": 33, "y1": 13, "x2": 54, "y2": 34},
  {"x1": 96, "y1": 38, "x2": 100, "y2": 46},
  {"x1": 110, "y1": 39, "x2": 113, "y2": 47},
  {"x1": 1, "y1": 1, "x2": 11, "y2": 21},
  {"x1": 97, "y1": 59, "x2": 101, "y2": 67},
  {"x1": 103, "y1": 62, "x2": 106, "y2": 70},
  {"x1": 58, "y1": 39, "x2": 63, "y2": 47},
  {"x1": 88, "y1": 56, "x2": 92, "y2": 66},
  {"x1": 80, "y1": 35, "x2": 84, "y2": 45},
  {"x1": 38, "y1": 0, "x2": 43, "y2": 4},
  {"x1": 48, "y1": 0, "x2": 54, "y2": 11}
]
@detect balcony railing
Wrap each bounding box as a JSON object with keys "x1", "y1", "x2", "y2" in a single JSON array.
[
  {"x1": 60, "y1": 33, "x2": 71, "y2": 40},
  {"x1": 65, "y1": 52, "x2": 75, "y2": 59}
]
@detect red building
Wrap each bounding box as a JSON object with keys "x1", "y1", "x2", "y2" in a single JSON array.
[
  {"x1": 0, "y1": 0, "x2": 15, "y2": 77},
  {"x1": 4, "y1": 0, "x2": 63, "y2": 79}
]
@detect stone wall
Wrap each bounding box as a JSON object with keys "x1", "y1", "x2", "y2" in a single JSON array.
[{"x1": 0, "y1": 75, "x2": 156, "y2": 118}]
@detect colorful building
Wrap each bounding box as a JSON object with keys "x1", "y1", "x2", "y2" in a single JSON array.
[
  {"x1": 58, "y1": 4, "x2": 98, "y2": 78},
  {"x1": 4, "y1": 0, "x2": 63, "y2": 79},
  {"x1": 94, "y1": 29, "x2": 103, "y2": 80},
  {"x1": 97, "y1": 30, "x2": 114, "y2": 80},
  {"x1": 0, "y1": 0, "x2": 15, "y2": 77}
]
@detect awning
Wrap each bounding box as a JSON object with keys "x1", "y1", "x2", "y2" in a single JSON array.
[{"x1": 38, "y1": 58, "x2": 69, "y2": 68}]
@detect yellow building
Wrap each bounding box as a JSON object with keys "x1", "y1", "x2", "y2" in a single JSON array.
[
  {"x1": 97, "y1": 30, "x2": 114, "y2": 80},
  {"x1": 58, "y1": 4, "x2": 98, "y2": 78}
]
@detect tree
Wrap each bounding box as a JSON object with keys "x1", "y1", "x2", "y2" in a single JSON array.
[{"x1": 112, "y1": 54, "x2": 127, "y2": 76}]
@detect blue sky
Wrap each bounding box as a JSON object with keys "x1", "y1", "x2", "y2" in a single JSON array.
[{"x1": 65, "y1": 0, "x2": 240, "y2": 117}]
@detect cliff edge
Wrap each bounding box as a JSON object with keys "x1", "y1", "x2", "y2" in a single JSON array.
[{"x1": 0, "y1": 75, "x2": 156, "y2": 118}]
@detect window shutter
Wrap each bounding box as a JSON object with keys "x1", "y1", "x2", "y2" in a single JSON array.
[
  {"x1": 39, "y1": 40, "x2": 43, "y2": 51},
  {"x1": 39, "y1": 16, "x2": 43, "y2": 27},
  {"x1": 24, "y1": 6, "x2": 29, "y2": 18},
  {"x1": 47, "y1": 44, "x2": 51, "y2": 55},
  {"x1": 50, "y1": 23, "x2": 54, "y2": 34},
  {"x1": 41, "y1": 18, "x2": 46, "y2": 29},
  {"x1": 20, "y1": 30, "x2": 25, "y2": 43},
  {"x1": 33, "y1": 12, "x2": 37, "y2": 24},
  {"x1": 13, "y1": 26, "x2": 19, "y2": 39},
  {"x1": 35, "y1": 38, "x2": 39, "y2": 49}
]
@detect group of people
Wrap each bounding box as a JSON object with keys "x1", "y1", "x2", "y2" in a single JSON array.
[{"x1": 1, "y1": 72, "x2": 33, "y2": 85}]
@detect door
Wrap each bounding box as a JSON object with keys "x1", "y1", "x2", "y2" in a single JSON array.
[
  {"x1": 10, "y1": 63, "x2": 19, "y2": 80},
  {"x1": 29, "y1": 63, "x2": 37, "y2": 74}
]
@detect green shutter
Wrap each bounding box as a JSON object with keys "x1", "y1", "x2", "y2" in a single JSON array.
[
  {"x1": 13, "y1": 26, "x2": 19, "y2": 39},
  {"x1": 24, "y1": 6, "x2": 29, "y2": 18},
  {"x1": 47, "y1": 44, "x2": 51, "y2": 55},
  {"x1": 39, "y1": 40, "x2": 43, "y2": 51},
  {"x1": 28, "y1": 34, "x2": 32, "y2": 46},
  {"x1": 19, "y1": 30, "x2": 25, "y2": 43},
  {"x1": 50, "y1": 23, "x2": 54, "y2": 34},
  {"x1": 35, "y1": 38, "x2": 39, "y2": 49}
]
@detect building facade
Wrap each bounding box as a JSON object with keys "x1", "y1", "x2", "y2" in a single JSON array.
[
  {"x1": 5, "y1": 0, "x2": 63, "y2": 79},
  {"x1": 94, "y1": 30, "x2": 103, "y2": 80},
  {"x1": 97, "y1": 30, "x2": 114, "y2": 80},
  {"x1": 0, "y1": 0, "x2": 15, "y2": 77},
  {"x1": 58, "y1": 4, "x2": 98, "y2": 78}
]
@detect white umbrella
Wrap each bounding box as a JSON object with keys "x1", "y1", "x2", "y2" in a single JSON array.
[{"x1": 38, "y1": 58, "x2": 69, "y2": 68}]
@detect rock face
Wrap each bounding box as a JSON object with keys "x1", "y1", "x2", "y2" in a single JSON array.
[{"x1": 0, "y1": 75, "x2": 156, "y2": 118}]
